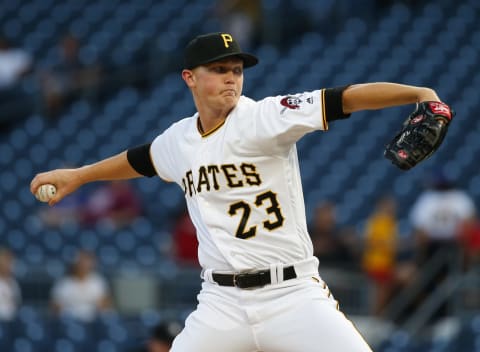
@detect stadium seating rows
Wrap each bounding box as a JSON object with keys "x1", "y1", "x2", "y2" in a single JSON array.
[
  {"x1": 0, "y1": 305, "x2": 188, "y2": 352},
  {"x1": 378, "y1": 314, "x2": 480, "y2": 351},
  {"x1": 1, "y1": 310, "x2": 480, "y2": 352}
]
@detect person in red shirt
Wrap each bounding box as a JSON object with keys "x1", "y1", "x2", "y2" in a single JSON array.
[
  {"x1": 171, "y1": 208, "x2": 199, "y2": 267},
  {"x1": 82, "y1": 180, "x2": 143, "y2": 227}
]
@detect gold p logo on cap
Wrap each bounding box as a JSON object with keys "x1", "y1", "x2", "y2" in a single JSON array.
[{"x1": 221, "y1": 33, "x2": 233, "y2": 48}]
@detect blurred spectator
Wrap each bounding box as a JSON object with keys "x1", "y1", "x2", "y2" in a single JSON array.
[
  {"x1": 214, "y1": 0, "x2": 263, "y2": 50},
  {"x1": 39, "y1": 33, "x2": 101, "y2": 117},
  {"x1": 0, "y1": 35, "x2": 34, "y2": 127},
  {"x1": 0, "y1": 36, "x2": 32, "y2": 89},
  {"x1": 147, "y1": 321, "x2": 182, "y2": 352},
  {"x1": 38, "y1": 178, "x2": 142, "y2": 229},
  {"x1": 458, "y1": 214, "x2": 480, "y2": 269},
  {"x1": 171, "y1": 207, "x2": 199, "y2": 267},
  {"x1": 82, "y1": 180, "x2": 143, "y2": 228},
  {"x1": 309, "y1": 201, "x2": 358, "y2": 269},
  {"x1": 131, "y1": 320, "x2": 182, "y2": 352},
  {"x1": 362, "y1": 195, "x2": 398, "y2": 316},
  {"x1": 457, "y1": 214, "x2": 480, "y2": 310},
  {"x1": 38, "y1": 178, "x2": 88, "y2": 228},
  {"x1": 409, "y1": 170, "x2": 476, "y2": 265},
  {"x1": 50, "y1": 250, "x2": 112, "y2": 322},
  {"x1": 409, "y1": 169, "x2": 476, "y2": 320},
  {"x1": 0, "y1": 248, "x2": 21, "y2": 321}
]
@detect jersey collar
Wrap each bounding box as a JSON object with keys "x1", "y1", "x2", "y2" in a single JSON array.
[{"x1": 197, "y1": 116, "x2": 228, "y2": 138}]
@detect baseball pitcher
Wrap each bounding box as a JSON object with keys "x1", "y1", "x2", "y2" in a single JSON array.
[{"x1": 31, "y1": 33, "x2": 453, "y2": 351}]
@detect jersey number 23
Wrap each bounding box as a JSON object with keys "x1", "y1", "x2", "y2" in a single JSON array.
[{"x1": 228, "y1": 190, "x2": 285, "y2": 239}]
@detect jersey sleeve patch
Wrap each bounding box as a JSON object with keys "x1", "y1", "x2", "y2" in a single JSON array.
[
  {"x1": 280, "y1": 96, "x2": 303, "y2": 110},
  {"x1": 277, "y1": 91, "x2": 328, "y2": 131},
  {"x1": 279, "y1": 94, "x2": 314, "y2": 113}
]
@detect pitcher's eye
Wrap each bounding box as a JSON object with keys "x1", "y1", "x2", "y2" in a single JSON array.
[
  {"x1": 210, "y1": 66, "x2": 227, "y2": 74},
  {"x1": 208, "y1": 66, "x2": 243, "y2": 75},
  {"x1": 233, "y1": 67, "x2": 243, "y2": 75}
]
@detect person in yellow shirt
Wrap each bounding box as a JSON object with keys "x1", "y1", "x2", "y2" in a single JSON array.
[{"x1": 362, "y1": 195, "x2": 398, "y2": 316}]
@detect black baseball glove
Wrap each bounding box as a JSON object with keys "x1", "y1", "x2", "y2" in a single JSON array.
[{"x1": 384, "y1": 101, "x2": 454, "y2": 170}]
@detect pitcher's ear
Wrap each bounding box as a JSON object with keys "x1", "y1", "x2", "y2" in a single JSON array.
[{"x1": 182, "y1": 69, "x2": 195, "y2": 87}]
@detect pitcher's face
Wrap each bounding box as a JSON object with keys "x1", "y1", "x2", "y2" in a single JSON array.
[{"x1": 184, "y1": 57, "x2": 244, "y2": 112}]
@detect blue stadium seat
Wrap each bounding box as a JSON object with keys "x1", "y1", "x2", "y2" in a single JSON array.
[
  {"x1": 6, "y1": 229, "x2": 27, "y2": 252},
  {"x1": 135, "y1": 245, "x2": 158, "y2": 267},
  {"x1": 12, "y1": 337, "x2": 35, "y2": 352},
  {"x1": 114, "y1": 230, "x2": 136, "y2": 255}
]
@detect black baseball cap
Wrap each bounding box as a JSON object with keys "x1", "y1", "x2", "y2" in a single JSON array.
[{"x1": 184, "y1": 32, "x2": 258, "y2": 69}]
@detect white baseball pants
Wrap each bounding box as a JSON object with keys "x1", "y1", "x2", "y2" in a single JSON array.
[{"x1": 171, "y1": 259, "x2": 373, "y2": 352}]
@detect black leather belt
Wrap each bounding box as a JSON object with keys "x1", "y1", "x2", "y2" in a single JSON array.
[{"x1": 212, "y1": 266, "x2": 297, "y2": 289}]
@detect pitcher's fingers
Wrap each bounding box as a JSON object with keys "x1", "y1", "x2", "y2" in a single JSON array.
[
  {"x1": 31, "y1": 172, "x2": 54, "y2": 194},
  {"x1": 48, "y1": 189, "x2": 64, "y2": 206},
  {"x1": 30, "y1": 174, "x2": 43, "y2": 194}
]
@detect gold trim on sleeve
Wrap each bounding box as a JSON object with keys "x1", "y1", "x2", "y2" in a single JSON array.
[{"x1": 321, "y1": 89, "x2": 329, "y2": 131}]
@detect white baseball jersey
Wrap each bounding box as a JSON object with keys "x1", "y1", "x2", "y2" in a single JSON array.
[
  {"x1": 410, "y1": 189, "x2": 476, "y2": 240},
  {"x1": 150, "y1": 91, "x2": 328, "y2": 271},
  {"x1": 51, "y1": 273, "x2": 109, "y2": 322},
  {"x1": 0, "y1": 277, "x2": 21, "y2": 320}
]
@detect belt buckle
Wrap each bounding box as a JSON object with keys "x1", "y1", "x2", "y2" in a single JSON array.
[
  {"x1": 232, "y1": 272, "x2": 248, "y2": 288},
  {"x1": 233, "y1": 270, "x2": 268, "y2": 289}
]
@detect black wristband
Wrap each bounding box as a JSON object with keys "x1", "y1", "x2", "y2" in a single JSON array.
[
  {"x1": 324, "y1": 85, "x2": 351, "y2": 121},
  {"x1": 127, "y1": 143, "x2": 157, "y2": 177}
]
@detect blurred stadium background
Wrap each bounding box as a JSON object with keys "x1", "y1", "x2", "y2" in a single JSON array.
[{"x1": 0, "y1": 0, "x2": 479, "y2": 351}]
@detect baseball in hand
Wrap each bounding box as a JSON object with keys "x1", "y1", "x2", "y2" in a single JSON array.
[{"x1": 35, "y1": 184, "x2": 57, "y2": 202}]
